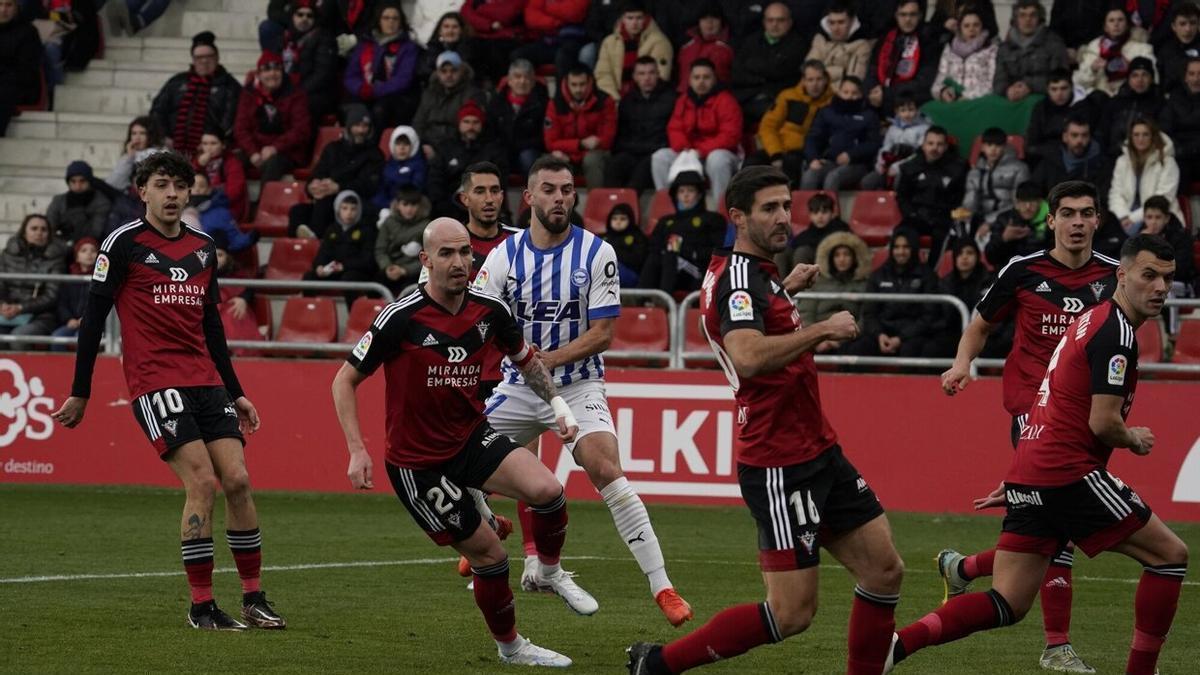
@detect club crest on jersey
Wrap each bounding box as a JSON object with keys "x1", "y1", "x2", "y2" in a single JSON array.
[
  {"x1": 1090, "y1": 280, "x2": 1107, "y2": 301},
  {"x1": 798, "y1": 531, "x2": 817, "y2": 555},
  {"x1": 93, "y1": 254, "x2": 110, "y2": 282},
  {"x1": 1108, "y1": 354, "x2": 1128, "y2": 385},
  {"x1": 446, "y1": 512, "x2": 462, "y2": 528},
  {"x1": 571, "y1": 267, "x2": 589, "y2": 288},
  {"x1": 162, "y1": 419, "x2": 178, "y2": 437},
  {"x1": 476, "y1": 321, "x2": 490, "y2": 340},
  {"x1": 729, "y1": 290, "x2": 754, "y2": 321},
  {"x1": 352, "y1": 331, "x2": 373, "y2": 360},
  {"x1": 195, "y1": 250, "x2": 209, "y2": 266}
]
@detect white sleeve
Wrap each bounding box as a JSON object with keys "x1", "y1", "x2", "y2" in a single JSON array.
[
  {"x1": 470, "y1": 241, "x2": 510, "y2": 300},
  {"x1": 587, "y1": 242, "x2": 621, "y2": 321}
]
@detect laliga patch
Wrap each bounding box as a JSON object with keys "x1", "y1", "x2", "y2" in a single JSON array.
[
  {"x1": 93, "y1": 254, "x2": 110, "y2": 282},
  {"x1": 1108, "y1": 354, "x2": 1127, "y2": 385},
  {"x1": 471, "y1": 268, "x2": 489, "y2": 291},
  {"x1": 352, "y1": 331, "x2": 373, "y2": 360},
  {"x1": 729, "y1": 290, "x2": 754, "y2": 321}
]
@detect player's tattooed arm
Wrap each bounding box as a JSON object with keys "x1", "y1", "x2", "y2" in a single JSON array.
[{"x1": 518, "y1": 356, "x2": 559, "y2": 405}]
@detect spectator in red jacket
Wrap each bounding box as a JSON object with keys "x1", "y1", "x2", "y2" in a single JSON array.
[
  {"x1": 234, "y1": 50, "x2": 313, "y2": 182},
  {"x1": 651, "y1": 58, "x2": 743, "y2": 203},
  {"x1": 513, "y1": 0, "x2": 589, "y2": 75},
  {"x1": 543, "y1": 64, "x2": 617, "y2": 188},
  {"x1": 193, "y1": 129, "x2": 248, "y2": 221},
  {"x1": 675, "y1": 3, "x2": 732, "y2": 94},
  {"x1": 461, "y1": 0, "x2": 528, "y2": 83}
]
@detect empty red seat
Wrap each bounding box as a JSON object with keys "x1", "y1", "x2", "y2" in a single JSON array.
[
  {"x1": 583, "y1": 188, "x2": 639, "y2": 234},
  {"x1": 219, "y1": 296, "x2": 265, "y2": 356},
  {"x1": 276, "y1": 297, "x2": 338, "y2": 344},
  {"x1": 936, "y1": 250, "x2": 953, "y2": 276},
  {"x1": 1173, "y1": 321, "x2": 1200, "y2": 364},
  {"x1": 871, "y1": 247, "x2": 890, "y2": 271},
  {"x1": 341, "y1": 297, "x2": 389, "y2": 343},
  {"x1": 607, "y1": 307, "x2": 670, "y2": 367},
  {"x1": 790, "y1": 189, "x2": 838, "y2": 234},
  {"x1": 264, "y1": 237, "x2": 320, "y2": 282},
  {"x1": 646, "y1": 189, "x2": 673, "y2": 233},
  {"x1": 1137, "y1": 319, "x2": 1163, "y2": 363},
  {"x1": 293, "y1": 125, "x2": 341, "y2": 181},
  {"x1": 682, "y1": 307, "x2": 719, "y2": 369},
  {"x1": 249, "y1": 181, "x2": 308, "y2": 237},
  {"x1": 230, "y1": 245, "x2": 260, "y2": 278},
  {"x1": 849, "y1": 191, "x2": 900, "y2": 246},
  {"x1": 378, "y1": 126, "x2": 395, "y2": 156}
]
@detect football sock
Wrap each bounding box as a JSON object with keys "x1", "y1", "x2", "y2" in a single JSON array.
[
  {"x1": 1041, "y1": 545, "x2": 1075, "y2": 646},
  {"x1": 662, "y1": 602, "x2": 780, "y2": 672},
  {"x1": 468, "y1": 488, "x2": 499, "y2": 531},
  {"x1": 226, "y1": 528, "x2": 262, "y2": 595},
  {"x1": 1126, "y1": 563, "x2": 1186, "y2": 675},
  {"x1": 528, "y1": 490, "x2": 567, "y2": 574},
  {"x1": 181, "y1": 537, "x2": 215, "y2": 604},
  {"x1": 517, "y1": 500, "x2": 537, "y2": 557},
  {"x1": 497, "y1": 634, "x2": 526, "y2": 658},
  {"x1": 896, "y1": 590, "x2": 1014, "y2": 662},
  {"x1": 960, "y1": 549, "x2": 995, "y2": 580},
  {"x1": 848, "y1": 586, "x2": 900, "y2": 674},
  {"x1": 600, "y1": 477, "x2": 671, "y2": 595},
  {"x1": 472, "y1": 558, "x2": 517, "y2": 644}
]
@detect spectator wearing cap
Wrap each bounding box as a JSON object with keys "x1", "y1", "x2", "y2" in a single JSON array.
[
  {"x1": 234, "y1": 50, "x2": 313, "y2": 183},
  {"x1": 267, "y1": 0, "x2": 339, "y2": 122},
  {"x1": 46, "y1": 161, "x2": 110, "y2": 246},
  {"x1": 1110, "y1": 117, "x2": 1183, "y2": 233},
  {"x1": 896, "y1": 126, "x2": 968, "y2": 257},
  {"x1": 416, "y1": 12, "x2": 477, "y2": 85},
  {"x1": 1098, "y1": 56, "x2": 1164, "y2": 156},
  {"x1": 993, "y1": 0, "x2": 1070, "y2": 103},
  {"x1": 1074, "y1": 8, "x2": 1155, "y2": 97},
  {"x1": 0, "y1": 0, "x2": 42, "y2": 137},
  {"x1": 193, "y1": 129, "x2": 248, "y2": 221},
  {"x1": 150, "y1": 31, "x2": 243, "y2": 158},
  {"x1": 801, "y1": 75, "x2": 880, "y2": 190},
  {"x1": 805, "y1": 1, "x2": 874, "y2": 89},
  {"x1": 303, "y1": 189, "x2": 379, "y2": 304},
  {"x1": 50, "y1": 235, "x2": 98, "y2": 350},
  {"x1": 1160, "y1": 58, "x2": 1200, "y2": 185},
  {"x1": 932, "y1": 6, "x2": 998, "y2": 102},
  {"x1": 605, "y1": 55, "x2": 676, "y2": 190},
  {"x1": 640, "y1": 167, "x2": 726, "y2": 294},
  {"x1": 864, "y1": 0, "x2": 945, "y2": 111},
  {"x1": 594, "y1": 0, "x2": 672, "y2": 100},
  {"x1": 751, "y1": 60, "x2": 833, "y2": 184},
  {"x1": 960, "y1": 127, "x2": 1030, "y2": 228},
  {"x1": 544, "y1": 64, "x2": 616, "y2": 189},
  {"x1": 488, "y1": 58, "x2": 549, "y2": 177},
  {"x1": 1024, "y1": 69, "x2": 1077, "y2": 167},
  {"x1": 512, "y1": 0, "x2": 590, "y2": 77},
  {"x1": 428, "y1": 100, "x2": 508, "y2": 217},
  {"x1": 288, "y1": 104, "x2": 385, "y2": 239},
  {"x1": 1156, "y1": 3, "x2": 1200, "y2": 94},
  {"x1": 675, "y1": 3, "x2": 733, "y2": 95},
  {"x1": 343, "y1": 3, "x2": 421, "y2": 127},
  {"x1": 186, "y1": 173, "x2": 259, "y2": 254},
  {"x1": 731, "y1": 2, "x2": 808, "y2": 124},
  {"x1": 412, "y1": 50, "x2": 486, "y2": 156},
  {"x1": 461, "y1": 0, "x2": 529, "y2": 84},
  {"x1": 652, "y1": 59, "x2": 742, "y2": 203},
  {"x1": 372, "y1": 125, "x2": 427, "y2": 210}
]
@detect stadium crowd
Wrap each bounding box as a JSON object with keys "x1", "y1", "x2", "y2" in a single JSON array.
[{"x1": 1, "y1": 0, "x2": 1198, "y2": 354}]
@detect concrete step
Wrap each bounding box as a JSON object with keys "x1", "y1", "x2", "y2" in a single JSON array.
[
  {"x1": 103, "y1": 45, "x2": 258, "y2": 71},
  {"x1": 0, "y1": 176, "x2": 64, "y2": 195},
  {"x1": 107, "y1": 36, "x2": 261, "y2": 52},
  {"x1": 179, "y1": 0, "x2": 265, "y2": 14},
  {"x1": 0, "y1": 193, "x2": 56, "y2": 223},
  {"x1": 182, "y1": 10, "x2": 267, "y2": 42},
  {"x1": 54, "y1": 85, "x2": 157, "y2": 117},
  {"x1": 0, "y1": 138, "x2": 123, "y2": 172},
  {"x1": 66, "y1": 59, "x2": 254, "y2": 89},
  {"x1": 0, "y1": 165, "x2": 71, "y2": 179},
  {"x1": 7, "y1": 112, "x2": 135, "y2": 142}
]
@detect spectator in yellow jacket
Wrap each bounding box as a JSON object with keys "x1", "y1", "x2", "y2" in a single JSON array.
[
  {"x1": 750, "y1": 60, "x2": 833, "y2": 185},
  {"x1": 594, "y1": 1, "x2": 673, "y2": 100}
]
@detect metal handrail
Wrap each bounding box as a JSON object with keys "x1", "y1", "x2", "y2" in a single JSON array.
[{"x1": 221, "y1": 278, "x2": 395, "y2": 302}]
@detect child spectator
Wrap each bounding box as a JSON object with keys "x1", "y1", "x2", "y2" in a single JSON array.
[
  {"x1": 304, "y1": 190, "x2": 379, "y2": 303},
  {"x1": 374, "y1": 188, "x2": 430, "y2": 295},
  {"x1": 372, "y1": 125, "x2": 427, "y2": 211},
  {"x1": 640, "y1": 168, "x2": 726, "y2": 294},
  {"x1": 194, "y1": 129, "x2": 248, "y2": 220},
  {"x1": 796, "y1": 231, "x2": 870, "y2": 355},
  {"x1": 801, "y1": 76, "x2": 880, "y2": 190},
  {"x1": 50, "y1": 236, "x2": 97, "y2": 350},
  {"x1": 188, "y1": 173, "x2": 259, "y2": 254},
  {"x1": 783, "y1": 192, "x2": 850, "y2": 269},
  {"x1": 861, "y1": 93, "x2": 929, "y2": 189},
  {"x1": 960, "y1": 127, "x2": 1030, "y2": 227},
  {"x1": 602, "y1": 203, "x2": 648, "y2": 287}
]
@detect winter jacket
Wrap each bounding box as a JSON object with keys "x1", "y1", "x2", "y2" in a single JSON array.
[
  {"x1": 543, "y1": 76, "x2": 617, "y2": 164},
  {"x1": 373, "y1": 126, "x2": 428, "y2": 209},
  {"x1": 896, "y1": 151, "x2": 969, "y2": 227},
  {"x1": 233, "y1": 77, "x2": 313, "y2": 167},
  {"x1": 488, "y1": 79, "x2": 549, "y2": 157},
  {"x1": 427, "y1": 136, "x2": 509, "y2": 207},
  {"x1": 1109, "y1": 135, "x2": 1184, "y2": 223},
  {"x1": 46, "y1": 190, "x2": 110, "y2": 244},
  {"x1": 462, "y1": 0, "x2": 527, "y2": 41},
  {"x1": 933, "y1": 37, "x2": 998, "y2": 100},
  {"x1": 1073, "y1": 36, "x2": 1155, "y2": 96},
  {"x1": 666, "y1": 87, "x2": 743, "y2": 158},
  {"x1": 789, "y1": 218, "x2": 851, "y2": 267},
  {"x1": 731, "y1": 29, "x2": 809, "y2": 106},
  {"x1": 1050, "y1": 0, "x2": 1107, "y2": 48},
  {"x1": 314, "y1": 192, "x2": 378, "y2": 277},
  {"x1": 642, "y1": 204, "x2": 727, "y2": 290},
  {"x1": 676, "y1": 26, "x2": 734, "y2": 94},
  {"x1": 412, "y1": 64, "x2": 487, "y2": 149},
  {"x1": 375, "y1": 196, "x2": 432, "y2": 276},
  {"x1": 797, "y1": 230, "x2": 871, "y2": 327},
  {"x1": 56, "y1": 275, "x2": 89, "y2": 326},
  {"x1": 805, "y1": 15, "x2": 874, "y2": 87},
  {"x1": 861, "y1": 236, "x2": 939, "y2": 341},
  {"x1": 0, "y1": 236, "x2": 67, "y2": 317},
  {"x1": 149, "y1": 66, "x2": 243, "y2": 145},
  {"x1": 196, "y1": 190, "x2": 257, "y2": 253},
  {"x1": 605, "y1": 226, "x2": 649, "y2": 282},
  {"x1": 993, "y1": 26, "x2": 1070, "y2": 95},
  {"x1": 758, "y1": 81, "x2": 834, "y2": 158},
  {"x1": 523, "y1": 0, "x2": 588, "y2": 41},
  {"x1": 962, "y1": 147, "x2": 1030, "y2": 224},
  {"x1": 614, "y1": 82, "x2": 676, "y2": 157},
  {"x1": 0, "y1": 15, "x2": 42, "y2": 106},
  {"x1": 1097, "y1": 83, "x2": 1165, "y2": 156},
  {"x1": 1155, "y1": 35, "x2": 1200, "y2": 94},
  {"x1": 1154, "y1": 215, "x2": 1196, "y2": 285},
  {"x1": 1024, "y1": 97, "x2": 1075, "y2": 164},
  {"x1": 416, "y1": 37, "x2": 479, "y2": 85},
  {"x1": 1158, "y1": 87, "x2": 1200, "y2": 159},
  {"x1": 1030, "y1": 140, "x2": 1114, "y2": 202},
  {"x1": 309, "y1": 132, "x2": 386, "y2": 202},
  {"x1": 803, "y1": 99, "x2": 882, "y2": 164},
  {"x1": 343, "y1": 30, "x2": 420, "y2": 101},
  {"x1": 984, "y1": 207, "x2": 1047, "y2": 268},
  {"x1": 594, "y1": 18, "x2": 673, "y2": 100},
  {"x1": 935, "y1": 265, "x2": 993, "y2": 333},
  {"x1": 195, "y1": 149, "x2": 249, "y2": 221},
  {"x1": 864, "y1": 24, "x2": 944, "y2": 108},
  {"x1": 271, "y1": 25, "x2": 339, "y2": 117},
  {"x1": 874, "y1": 112, "x2": 931, "y2": 175}
]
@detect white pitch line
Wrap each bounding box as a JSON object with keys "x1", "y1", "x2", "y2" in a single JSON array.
[{"x1": 1, "y1": 555, "x2": 1194, "y2": 587}]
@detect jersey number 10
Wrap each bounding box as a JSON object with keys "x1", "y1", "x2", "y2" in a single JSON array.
[{"x1": 151, "y1": 389, "x2": 185, "y2": 418}]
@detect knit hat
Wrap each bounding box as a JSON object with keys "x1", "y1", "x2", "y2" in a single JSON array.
[
  {"x1": 291, "y1": 0, "x2": 314, "y2": 10},
  {"x1": 1129, "y1": 56, "x2": 1155, "y2": 77},
  {"x1": 458, "y1": 99, "x2": 485, "y2": 123},
  {"x1": 436, "y1": 51, "x2": 463, "y2": 69},
  {"x1": 191, "y1": 30, "x2": 217, "y2": 55},
  {"x1": 70, "y1": 236, "x2": 99, "y2": 274},
  {"x1": 343, "y1": 103, "x2": 372, "y2": 127},
  {"x1": 257, "y1": 50, "x2": 284, "y2": 69},
  {"x1": 65, "y1": 160, "x2": 93, "y2": 182}
]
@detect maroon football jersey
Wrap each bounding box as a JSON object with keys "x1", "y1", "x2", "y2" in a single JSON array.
[
  {"x1": 700, "y1": 251, "x2": 838, "y2": 467},
  {"x1": 92, "y1": 220, "x2": 223, "y2": 399},
  {"x1": 346, "y1": 287, "x2": 531, "y2": 468},
  {"x1": 470, "y1": 225, "x2": 521, "y2": 279},
  {"x1": 1007, "y1": 301, "x2": 1139, "y2": 486},
  {"x1": 976, "y1": 250, "x2": 1118, "y2": 416}
]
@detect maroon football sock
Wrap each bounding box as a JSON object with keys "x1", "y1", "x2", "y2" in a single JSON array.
[
  {"x1": 662, "y1": 602, "x2": 780, "y2": 672},
  {"x1": 181, "y1": 537, "x2": 214, "y2": 604},
  {"x1": 528, "y1": 491, "x2": 567, "y2": 566},
  {"x1": 517, "y1": 500, "x2": 537, "y2": 557},
  {"x1": 961, "y1": 549, "x2": 995, "y2": 580},
  {"x1": 227, "y1": 528, "x2": 262, "y2": 594},
  {"x1": 897, "y1": 590, "x2": 1012, "y2": 660},
  {"x1": 847, "y1": 586, "x2": 899, "y2": 674},
  {"x1": 472, "y1": 558, "x2": 517, "y2": 643},
  {"x1": 1040, "y1": 561, "x2": 1073, "y2": 646},
  {"x1": 1126, "y1": 564, "x2": 1185, "y2": 675}
]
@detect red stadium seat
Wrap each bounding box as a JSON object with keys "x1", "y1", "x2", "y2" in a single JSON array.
[
  {"x1": 341, "y1": 297, "x2": 389, "y2": 343},
  {"x1": 1180, "y1": 195, "x2": 1193, "y2": 229},
  {"x1": 276, "y1": 297, "x2": 338, "y2": 344},
  {"x1": 378, "y1": 126, "x2": 395, "y2": 156},
  {"x1": 1137, "y1": 319, "x2": 1163, "y2": 364},
  {"x1": 293, "y1": 125, "x2": 341, "y2": 181},
  {"x1": 646, "y1": 189, "x2": 673, "y2": 233},
  {"x1": 871, "y1": 247, "x2": 890, "y2": 271},
  {"x1": 583, "y1": 188, "x2": 639, "y2": 234},
  {"x1": 264, "y1": 237, "x2": 320, "y2": 282},
  {"x1": 249, "y1": 181, "x2": 308, "y2": 237},
  {"x1": 230, "y1": 245, "x2": 260, "y2": 279},
  {"x1": 220, "y1": 297, "x2": 265, "y2": 355},
  {"x1": 967, "y1": 134, "x2": 1026, "y2": 164},
  {"x1": 253, "y1": 296, "x2": 273, "y2": 339},
  {"x1": 682, "y1": 307, "x2": 718, "y2": 369},
  {"x1": 1173, "y1": 321, "x2": 1200, "y2": 364},
  {"x1": 790, "y1": 190, "x2": 839, "y2": 234},
  {"x1": 936, "y1": 250, "x2": 953, "y2": 277},
  {"x1": 849, "y1": 191, "x2": 901, "y2": 246},
  {"x1": 717, "y1": 192, "x2": 728, "y2": 221},
  {"x1": 607, "y1": 307, "x2": 670, "y2": 367}
]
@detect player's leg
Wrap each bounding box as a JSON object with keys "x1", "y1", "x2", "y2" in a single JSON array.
[{"x1": 824, "y1": 514, "x2": 905, "y2": 675}]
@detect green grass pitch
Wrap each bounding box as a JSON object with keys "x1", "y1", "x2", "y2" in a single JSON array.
[{"x1": 2, "y1": 484, "x2": 1196, "y2": 673}]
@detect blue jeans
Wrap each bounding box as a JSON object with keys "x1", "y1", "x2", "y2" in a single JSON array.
[
  {"x1": 50, "y1": 324, "x2": 78, "y2": 352},
  {"x1": 126, "y1": 0, "x2": 172, "y2": 32}
]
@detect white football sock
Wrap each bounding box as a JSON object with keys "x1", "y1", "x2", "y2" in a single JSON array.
[
  {"x1": 600, "y1": 477, "x2": 671, "y2": 595},
  {"x1": 497, "y1": 634, "x2": 526, "y2": 657}
]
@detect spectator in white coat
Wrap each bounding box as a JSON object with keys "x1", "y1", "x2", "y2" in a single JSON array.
[
  {"x1": 1109, "y1": 116, "x2": 1184, "y2": 234},
  {"x1": 1074, "y1": 8, "x2": 1155, "y2": 96},
  {"x1": 932, "y1": 7, "x2": 998, "y2": 101}
]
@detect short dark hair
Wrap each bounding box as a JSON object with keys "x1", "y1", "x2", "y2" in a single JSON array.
[
  {"x1": 393, "y1": 186, "x2": 421, "y2": 205},
  {"x1": 1142, "y1": 195, "x2": 1173, "y2": 215},
  {"x1": 1047, "y1": 180, "x2": 1098, "y2": 213},
  {"x1": 801, "y1": 59, "x2": 827, "y2": 77},
  {"x1": 1120, "y1": 233, "x2": 1175, "y2": 262},
  {"x1": 1065, "y1": 113, "x2": 1091, "y2": 131},
  {"x1": 841, "y1": 75, "x2": 864, "y2": 92},
  {"x1": 1175, "y1": 3, "x2": 1199, "y2": 20},
  {"x1": 981, "y1": 127, "x2": 1007, "y2": 146},
  {"x1": 827, "y1": 0, "x2": 855, "y2": 18},
  {"x1": 894, "y1": 93, "x2": 918, "y2": 109},
  {"x1": 134, "y1": 151, "x2": 195, "y2": 188},
  {"x1": 634, "y1": 55, "x2": 657, "y2": 67},
  {"x1": 725, "y1": 166, "x2": 790, "y2": 215},
  {"x1": 690, "y1": 57, "x2": 716, "y2": 73},
  {"x1": 340, "y1": 193, "x2": 360, "y2": 205},
  {"x1": 461, "y1": 161, "x2": 503, "y2": 192},
  {"x1": 527, "y1": 155, "x2": 574, "y2": 185},
  {"x1": 807, "y1": 192, "x2": 835, "y2": 213},
  {"x1": 925, "y1": 125, "x2": 949, "y2": 140},
  {"x1": 1015, "y1": 181, "x2": 1043, "y2": 202},
  {"x1": 1047, "y1": 68, "x2": 1072, "y2": 86},
  {"x1": 565, "y1": 64, "x2": 592, "y2": 80}
]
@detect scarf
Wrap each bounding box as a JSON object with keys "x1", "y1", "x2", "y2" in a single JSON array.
[
  {"x1": 1100, "y1": 33, "x2": 1131, "y2": 82},
  {"x1": 173, "y1": 70, "x2": 212, "y2": 157},
  {"x1": 1061, "y1": 140, "x2": 1100, "y2": 173},
  {"x1": 950, "y1": 30, "x2": 989, "y2": 58},
  {"x1": 506, "y1": 88, "x2": 528, "y2": 111},
  {"x1": 619, "y1": 24, "x2": 640, "y2": 97},
  {"x1": 1126, "y1": 0, "x2": 1171, "y2": 29},
  {"x1": 252, "y1": 81, "x2": 285, "y2": 134},
  {"x1": 345, "y1": 0, "x2": 365, "y2": 30},
  {"x1": 359, "y1": 36, "x2": 404, "y2": 84},
  {"x1": 281, "y1": 27, "x2": 314, "y2": 83},
  {"x1": 877, "y1": 29, "x2": 921, "y2": 86}
]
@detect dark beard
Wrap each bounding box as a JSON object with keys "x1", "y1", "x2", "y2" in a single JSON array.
[{"x1": 534, "y1": 205, "x2": 569, "y2": 234}]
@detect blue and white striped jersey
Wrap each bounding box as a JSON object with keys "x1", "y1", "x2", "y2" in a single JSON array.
[{"x1": 472, "y1": 226, "x2": 621, "y2": 386}]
